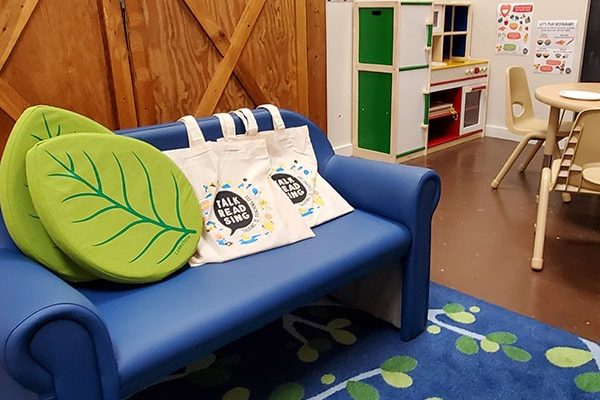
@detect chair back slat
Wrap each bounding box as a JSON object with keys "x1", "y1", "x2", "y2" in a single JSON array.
[{"x1": 554, "y1": 108, "x2": 600, "y2": 193}]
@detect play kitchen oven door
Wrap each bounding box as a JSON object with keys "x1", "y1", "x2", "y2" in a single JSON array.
[{"x1": 460, "y1": 83, "x2": 487, "y2": 135}]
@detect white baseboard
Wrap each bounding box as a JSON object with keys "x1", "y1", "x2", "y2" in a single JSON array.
[
  {"x1": 333, "y1": 143, "x2": 352, "y2": 156},
  {"x1": 333, "y1": 126, "x2": 524, "y2": 156},
  {"x1": 484, "y1": 124, "x2": 522, "y2": 142},
  {"x1": 485, "y1": 124, "x2": 567, "y2": 150}
]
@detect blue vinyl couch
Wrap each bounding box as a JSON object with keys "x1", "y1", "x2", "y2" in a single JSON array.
[{"x1": 0, "y1": 110, "x2": 441, "y2": 400}]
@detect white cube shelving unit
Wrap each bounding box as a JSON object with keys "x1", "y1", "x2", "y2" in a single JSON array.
[{"x1": 352, "y1": 0, "x2": 433, "y2": 163}]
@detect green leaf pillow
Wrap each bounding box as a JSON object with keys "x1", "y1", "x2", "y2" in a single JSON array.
[
  {"x1": 26, "y1": 133, "x2": 202, "y2": 283},
  {"x1": 0, "y1": 105, "x2": 114, "y2": 281}
]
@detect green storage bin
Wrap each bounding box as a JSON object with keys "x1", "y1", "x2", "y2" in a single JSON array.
[
  {"x1": 358, "y1": 71, "x2": 392, "y2": 154},
  {"x1": 359, "y1": 8, "x2": 394, "y2": 65}
]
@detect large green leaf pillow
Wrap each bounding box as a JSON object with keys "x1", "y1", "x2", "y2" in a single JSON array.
[
  {"x1": 26, "y1": 133, "x2": 202, "y2": 283},
  {"x1": 0, "y1": 105, "x2": 113, "y2": 281}
]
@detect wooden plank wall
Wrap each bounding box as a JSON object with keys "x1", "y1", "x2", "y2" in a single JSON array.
[
  {"x1": 307, "y1": 0, "x2": 327, "y2": 133},
  {"x1": 125, "y1": 0, "x2": 326, "y2": 130},
  {"x1": 0, "y1": 0, "x2": 137, "y2": 153},
  {"x1": 0, "y1": 0, "x2": 327, "y2": 154}
]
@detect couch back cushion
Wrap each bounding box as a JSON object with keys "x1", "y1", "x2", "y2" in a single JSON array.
[
  {"x1": 0, "y1": 110, "x2": 334, "y2": 256},
  {"x1": 117, "y1": 109, "x2": 335, "y2": 174}
]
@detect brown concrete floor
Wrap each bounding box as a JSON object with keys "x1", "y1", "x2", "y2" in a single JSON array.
[{"x1": 407, "y1": 137, "x2": 600, "y2": 341}]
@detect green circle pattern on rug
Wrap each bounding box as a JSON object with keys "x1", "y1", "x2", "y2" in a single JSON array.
[
  {"x1": 131, "y1": 283, "x2": 600, "y2": 399},
  {"x1": 26, "y1": 133, "x2": 202, "y2": 283},
  {"x1": 0, "y1": 105, "x2": 114, "y2": 281}
]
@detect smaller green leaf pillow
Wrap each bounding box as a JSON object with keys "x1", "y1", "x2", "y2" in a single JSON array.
[
  {"x1": 0, "y1": 106, "x2": 114, "y2": 281},
  {"x1": 26, "y1": 133, "x2": 202, "y2": 283}
]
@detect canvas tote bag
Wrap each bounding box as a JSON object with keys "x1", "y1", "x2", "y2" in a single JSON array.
[
  {"x1": 230, "y1": 105, "x2": 353, "y2": 227},
  {"x1": 165, "y1": 114, "x2": 314, "y2": 265}
]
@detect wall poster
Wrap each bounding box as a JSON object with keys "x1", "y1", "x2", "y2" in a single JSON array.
[
  {"x1": 495, "y1": 3, "x2": 534, "y2": 56},
  {"x1": 534, "y1": 20, "x2": 578, "y2": 75}
]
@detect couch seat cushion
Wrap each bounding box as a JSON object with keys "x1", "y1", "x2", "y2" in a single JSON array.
[{"x1": 79, "y1": 209, "x2": 411, "y2": 394}]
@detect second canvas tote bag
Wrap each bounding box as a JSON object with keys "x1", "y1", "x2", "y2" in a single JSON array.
[{"x1": 230, "y1": 105, "x2": 353, "y2": 227}]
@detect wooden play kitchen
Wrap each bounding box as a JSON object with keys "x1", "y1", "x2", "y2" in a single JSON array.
[
  {"x1": 428, "y1": 2, "x2": 489, "y2": 150},
  {"x1": 348, "y1": 0, "x2": 489, "y2": 162}
]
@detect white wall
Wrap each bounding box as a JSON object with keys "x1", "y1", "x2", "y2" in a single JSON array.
[
  {"x1": 326, "y1": 1, "x2": 354, "y2": 156},
  {"x1": 470, "y1": 0, "x2": 591, "y2": 141}
]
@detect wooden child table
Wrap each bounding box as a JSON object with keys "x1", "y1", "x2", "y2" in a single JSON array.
[{"x1": 535, "y1": 82, "x2": 600, "y2": 168}]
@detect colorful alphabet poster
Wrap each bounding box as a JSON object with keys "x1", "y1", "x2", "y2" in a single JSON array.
[
  {"x1": 495, "y1": 3, "x2": 534, "y2": 56},
  {"x1": 534, "y1": 20, "x2": 578, "y2": 75}
]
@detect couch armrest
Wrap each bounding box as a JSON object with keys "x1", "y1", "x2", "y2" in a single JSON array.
[
  {"x1": 324, "y1": 155, "x2": 441, "y2": 340},
  {"x1": 324, "y1": 155, "x2": 440, "y2": 227},
  {"x1": 0, "y1": 250, "x2": 119, "y2": 400}
]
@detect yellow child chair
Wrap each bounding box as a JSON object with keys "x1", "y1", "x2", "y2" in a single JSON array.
[
  {"x1": 532, "y1": 108, "x2": 600, "y2": 270},
  {"x1": 491, "y1": 66, "x2": 573, "y2": 189}
]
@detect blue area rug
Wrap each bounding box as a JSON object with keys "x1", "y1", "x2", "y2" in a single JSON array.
[{"x1": 134, "y1": 283, "x2": 600, "y2": 399}]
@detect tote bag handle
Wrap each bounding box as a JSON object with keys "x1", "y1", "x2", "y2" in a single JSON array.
[
  {"x1": 258, "y1": 104, "x2": 286, "y2": 132},
  {"x1": 233, "y1": 108, "x2": 259, "y2": 136},
  {"x1": 213, "y1": 113, "x2": 237, "y2": 140},
  {"x1": 178, "y1": 115, "x2": 208, "y2": 150}
]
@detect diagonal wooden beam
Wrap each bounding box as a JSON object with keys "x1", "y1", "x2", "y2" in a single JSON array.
[
  {"x1": 0, "y1": 0, "x2": 39, "y2": 71},
  {"x1": 195, "y1": 0, "x2": 266, "y2": 116},
  {"x1": 184, "y1": 0, "x2": 269, "y2": 106},
  {"x1": 295, "y1": 0, "x2": 309, "y2": 115},
  {"x1": 98, "y1": 0, "x2": 138, "y2": 128},
  {"x1": 123, "y1": 0, "x2": 157, "y2": 126},
  {"x1": 0, "y1": 77, "x2": 29, "y2": 120}
]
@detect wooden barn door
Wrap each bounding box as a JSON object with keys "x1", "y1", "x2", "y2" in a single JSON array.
[
  {"x1": 123, "y1": 0, "x2": 326, "y2": 129},
  {"x1": 0, "y1": 0, "x2": 326, "y2": 154},
  {"x1": 0, "y1": 0, "x2": 138, "y2": 151}
]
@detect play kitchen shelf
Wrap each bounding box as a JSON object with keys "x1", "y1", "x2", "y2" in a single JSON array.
[
  {"x1": 429, "y1": 101, "x2": 458, "y2": 120},
  {"x1": 352, "y1": 0, "x2": 433, "y2": 163}
]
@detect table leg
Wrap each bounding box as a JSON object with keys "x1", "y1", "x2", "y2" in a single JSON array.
[
  {"x1": 544, "y1": 107, "x2": 571, "y2": 202},
  {"x1": 543, "y1": 106, "x2": 561, "y2": 168}
]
